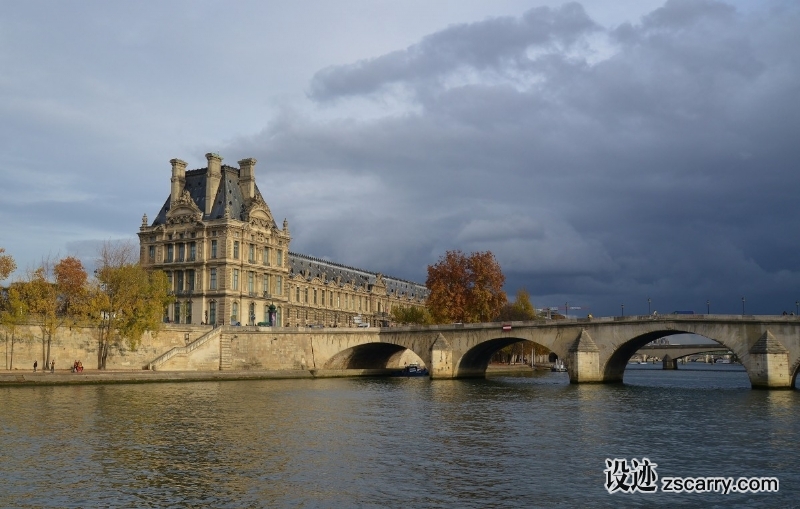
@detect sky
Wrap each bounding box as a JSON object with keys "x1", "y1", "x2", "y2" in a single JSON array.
[{"x1": 1, "y1": 0, "x2": 799, "y2": 318}]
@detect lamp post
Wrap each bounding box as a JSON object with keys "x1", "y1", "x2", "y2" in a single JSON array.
[
  {"x1": 621, "y1": 304, "x2": 624, "y2": 317},
  {"x1": 796, "y1": 301, "x2": 798, "y2": 315},
  {"x1": 648, "y1": 297, "x2": 651, "y2": 315},
  {"x1": 741, "y1": 297, "x2": 745, "y2": 316},
  {"x1": 707, "y1": 300, "x2": 710, "y2": 314}
]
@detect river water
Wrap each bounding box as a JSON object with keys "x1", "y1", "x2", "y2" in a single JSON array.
[{"x1": 1, "y1": 364, "x2": 797, "y2": 508}]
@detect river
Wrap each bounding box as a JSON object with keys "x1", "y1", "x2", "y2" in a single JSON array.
[{"x1": 0, "y1": 364, "x2": 797, "y2": 508}]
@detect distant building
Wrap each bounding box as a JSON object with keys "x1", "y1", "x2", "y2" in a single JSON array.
[{"x1": 138, "y1": 153, "x2": 427, "y2": 327}]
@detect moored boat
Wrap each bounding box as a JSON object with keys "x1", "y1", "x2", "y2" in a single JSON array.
[
  {"x1": 551, "y1": 360, "x2": 567, "y2": 372},
  {"x1": 393, "y1": 364, "x2": 429, "y2": 377}
]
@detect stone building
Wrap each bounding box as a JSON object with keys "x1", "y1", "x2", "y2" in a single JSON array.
[{"x1": 138, "y1": 153, "x2": 427, "y2": 327}]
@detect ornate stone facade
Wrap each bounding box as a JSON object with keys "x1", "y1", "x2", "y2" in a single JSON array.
[{"x1": 138, "y1": 153, "x2": 427, "y2": 327}]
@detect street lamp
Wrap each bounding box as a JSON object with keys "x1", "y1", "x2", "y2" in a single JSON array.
[
  {"x1": 621, "y1": 303, "x2": 624, "y2": 317},
  {"x1": 741, "y1": 297, "x2": 745, "y2": 316},
  {"x1": 707, "y1": 300, "x2": 710, "y2": 314},
  {"x1": 648, "y1": 297, "x2": 651, "y2": 315},
  {"x1": 796, "y1": 301, "x2": 798, "y2": 315}
]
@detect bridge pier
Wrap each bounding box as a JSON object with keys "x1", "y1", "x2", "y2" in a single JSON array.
[
  {"x1": 429, "y1": 334, "x2": 454, "y2": 379},
  {"x1": 745, "y1": 331, "x2": 793, "y2": 389},
  {"x1": 567, "y1": 330, "x2": 604, "y2": 383},
  {"x1": 662, "y1": 354, "x2": 678, "y2": 370}
]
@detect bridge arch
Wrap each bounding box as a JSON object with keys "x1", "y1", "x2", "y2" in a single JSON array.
[
  {"x1": 323, "y1": 343, "x2": 424, "y2": 370},
  {"x1": 457, "y1": 337, "x2": 547, "y2": 378},
  {"x1": 604, "y1": 330, "x2": 736, "y2": 382}
]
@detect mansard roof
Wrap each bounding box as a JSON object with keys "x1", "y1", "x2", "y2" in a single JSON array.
[
  {"x1": 288, "y1": 252, "x2": 428, "y2": 298},
  {"x1": 150, "y1": 166, "x2": 275, "y2": 227}
]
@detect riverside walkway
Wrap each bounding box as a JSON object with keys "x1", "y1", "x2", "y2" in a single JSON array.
[{"x1": 0, "y1": 368, "x2": 398, "y2": 386}]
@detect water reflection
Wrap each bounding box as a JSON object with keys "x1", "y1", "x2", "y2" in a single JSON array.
[{"x1": 1, "y1": 366, "x2": 798, "y2": 508}]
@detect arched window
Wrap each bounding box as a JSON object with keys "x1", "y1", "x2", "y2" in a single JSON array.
[{"x1": 231, "y1": 301, "x2": 239, "y2": 324}]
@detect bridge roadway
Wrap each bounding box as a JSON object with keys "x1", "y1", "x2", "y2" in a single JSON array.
[{"x1": 152, "y1": 314, "x2": 800, "y2": 389}]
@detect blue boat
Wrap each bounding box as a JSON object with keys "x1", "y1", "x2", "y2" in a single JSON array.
[{"x1": 393, "y1": 364, "x2": 429, "y2": 377}]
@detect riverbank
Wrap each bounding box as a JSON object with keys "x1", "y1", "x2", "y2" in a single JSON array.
[{"x1": 0, "y1": 368, "x2": 399, "y2": 386}]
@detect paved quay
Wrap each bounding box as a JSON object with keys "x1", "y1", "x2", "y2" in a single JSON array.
[{"x1": 0, "y1": 369, "x2": 315, "y2": 386}]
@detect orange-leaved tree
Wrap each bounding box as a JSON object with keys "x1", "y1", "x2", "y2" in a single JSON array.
[
  {"x1": 426, "y1": 250, "x2": 507, "y2": 323},
  {"x1": 90, "y1": 242, "x2": 172, "y2": 369}
]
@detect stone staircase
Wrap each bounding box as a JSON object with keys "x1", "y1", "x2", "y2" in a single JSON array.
[
  {"x1": 219, "y1": 337, "x2": 232, "y2": 371},
  {"x1": 147, "y1": 326, "x2": 223, "y2": 371}
]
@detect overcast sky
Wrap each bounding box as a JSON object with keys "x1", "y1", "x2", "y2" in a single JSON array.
[{"x1": 2, "y1": 0, "x2": 798, "y2": 317}]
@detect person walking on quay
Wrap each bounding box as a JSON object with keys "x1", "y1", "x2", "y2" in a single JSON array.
[
  {"x1": 50, "y1": 360, "x2": 55, "y2": 373},
  {"x1": 33, "y1": 360, "x2": 37, "y2": 372}
]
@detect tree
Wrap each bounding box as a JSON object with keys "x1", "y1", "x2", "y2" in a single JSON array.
[
  {"x1": 496, "y1": 288, "x2": 538, "y2": 321},
  {"x1": 426, "y1": 250, "x2": 507, "y2": 323},
  {"x1": 390, "y1": 305, "x2": 431, "y2": 325},
  {"x1": 0, "y1": 283, "x2": 29, "y2": 369},
  {"x1": 0, "y1": 247, "x2": 15, "y2": 281},
  {"x1": 91, "y1": 242, "x2": 172, "y2": 369},
  {"x1": 22, "y1": 257, "x2": 89, "y2": 368}
]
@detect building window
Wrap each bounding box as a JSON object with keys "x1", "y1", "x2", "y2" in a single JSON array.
[
  {"x1": 296, "y1": 286, "x2": 300, "y2": 302},
  {"x1": 176, "y1": 272, "x2": 184, "y2": 292},
  {"x1": 277, "y1": 250, "x2": 283, "y2": 266},
  {"x1": 232, "y1": 269, "x2": 239, "y2": 290},
  {"x1": 189, "y1": 242, "x2": 196, "y2": 261},
  {"x1": 211, "y1": 240, "x2": 217, "y2": 259},
  {"x1": 178, "y1": 243, "x2": 185, "y2": 262},
  {"x1": 233, "y1": 241, "x2": 240, "y2": 259},
  {"x1": 304, "y1": 287, "x2": 309, "y2": 303},
  {"x1": 248, "y1": 271, "x2": 254, "y2": 293},
  {"x1": 148, "y1": 245, "x2": 155, "y2": 262},
  {"x1": 329, "y1": 291, "x2": 333, "y2": 306},
  {"x1": 210, "y1": 269, "x2": 217, "y2": 290},
  {"x1": 249, "y1": 244, "x2": 255, "y2": 263},
  {"x1": 186, "y1": 301, "x2": 193, "y2": 324},
  {"x1": 209, "y1": 301, "x2": 216, "y2": 325},
  {"x1": 313, "y1": 288, "x2": 317, "y2": 305},
  {"x1": 249, "y1": 302, "x2": 255, "y2": 325},
  {"x1": 276, "y1": 276, "x2": 282, "y2": 295},
  {"x1": 263, "y1": 274, "x2": 270, "y2": 294},
  {"x1": 231, "y1": 301, "x2": 239, "y2": 324},
  {"x1": 263, "y1": 247, "x2": 270, "y2": 265},
  {"x1": 264, "y1": 304, "x2": 269, "y2": 323},
  {"x1": 187, "y1": 270, "x2": 195, "y2": 291},
  {"x1": 167, "y1": 244, "x2": 174, "y2": 262},
  {"x1": 174, "y1": 302, "x2": 181, "y2": 324}
]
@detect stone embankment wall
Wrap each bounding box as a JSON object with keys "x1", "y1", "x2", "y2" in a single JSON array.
[{"x1": 1, "y1": 323, "x2": 212, "y2": 371}]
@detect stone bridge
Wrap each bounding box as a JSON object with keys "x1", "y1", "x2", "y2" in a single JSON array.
[
  {"x1": 150, "y1": 314, "x2": 800, "y2": 389},
  {"x1": 636, "y1": 344, "x2": 731, "y2": 360}
]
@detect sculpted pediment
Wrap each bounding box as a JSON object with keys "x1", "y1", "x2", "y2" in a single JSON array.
[
  {"x1": 246, "y1": 199, "x2": 275, "y2": 229},
  {"x1": 166, "y1": 190, "x2": 203, "y2": 224}
]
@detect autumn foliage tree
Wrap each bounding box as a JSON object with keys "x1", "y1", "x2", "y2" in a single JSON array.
[
  {"x1": 20, "y1": 257, "x2": 89, "y2": 367},
  {"x1": 390, "y1": 305, "x2": 431, "y2": 325},
  {"x1": 0, "y1": 247, "x2": 15, "y2": 281},
  {"x1": 425, "y1": 250, "x2": 507, "y2": 324},
  {"x1": 496, "y1": 288, "x2": 538, "y2": 321},
  {"x1": 91, "y1": 242, "x2": 172, "y2": 369}
]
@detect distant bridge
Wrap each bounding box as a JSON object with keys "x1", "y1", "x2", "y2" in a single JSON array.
[
  {"x1": 150, "y1": 314, "x2": 800, "y2": 389},
  {"x1": 636, "y1": 343, "x2": 731, "y2": 360}
]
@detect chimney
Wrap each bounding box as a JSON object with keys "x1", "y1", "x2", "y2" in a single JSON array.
[
  {"x1": 238, "y1": 158, "x2": 256, "y2": 200},
  {"x1": 170, "y1": 158, "x2": 187, "y2": 207},
  {"x1": 205, "y1": 153, "x2": 223, "y2": 215}
]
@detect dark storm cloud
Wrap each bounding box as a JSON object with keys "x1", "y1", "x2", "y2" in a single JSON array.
[
  {"x1": 309, "y1": 3, "x2": 599, "y2": 101},
  {"x1": 232, "y1": 0, "x2": 800, "y2": 316}
]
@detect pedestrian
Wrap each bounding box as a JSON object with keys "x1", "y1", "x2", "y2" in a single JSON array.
[
  {"x1": 51, "y1": 360, "x2": 55, "y2": 373},
  {"x1": 33, "y1": 360, "x2": 37, "y2": 372}
]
